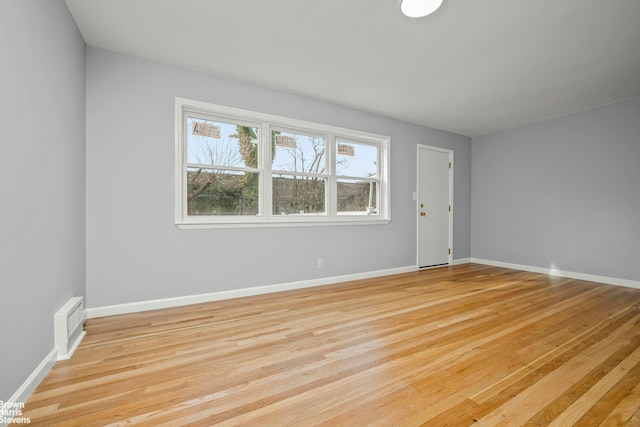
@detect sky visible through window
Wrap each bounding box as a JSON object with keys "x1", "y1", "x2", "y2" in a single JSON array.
[{"x1": 186, "y1": 117, "x2": 378, "y2": 177}]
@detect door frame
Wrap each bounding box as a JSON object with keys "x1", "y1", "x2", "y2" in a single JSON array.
[{"x1": 416, "y1": 144, "x2": 454, "y2": 268}]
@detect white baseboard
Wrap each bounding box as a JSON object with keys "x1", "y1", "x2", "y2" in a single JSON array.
[
  {"x1": 87, "y1": 265, "x2": 417, "y2": 319},
  {"x1": 1, "y1": 348, "x2": 57, "y2": 427},
  {"x1": 471, "y1": 258, "x2": 640, "y2": 290},
  {"x1": 87, "y1": 258, "x2": 639, "y2": 319}
]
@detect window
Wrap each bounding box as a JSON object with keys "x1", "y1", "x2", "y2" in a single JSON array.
[
  {"x1": 336, "y1": 140, "x2": 380, "y2": 216},
  {"x1": 176, "y1": 98, "x2": 390, "y2": 228},
  {"x1": 272, "y1": 129, "x2": 327, "y2": 216},
  {"x1": 185, "y1": 115, "x2": 260, "y2": 216}
]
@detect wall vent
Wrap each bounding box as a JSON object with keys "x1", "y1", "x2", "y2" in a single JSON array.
[{"x1": 54, "y1": 297, "x2": 87, "y2": 360}]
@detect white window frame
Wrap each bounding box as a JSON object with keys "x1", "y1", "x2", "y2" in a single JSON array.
[{"x1": 175, "y1": 98, "x2": 390, "y2": 228}]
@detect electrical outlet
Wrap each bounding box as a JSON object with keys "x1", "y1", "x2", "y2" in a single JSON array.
[{"x1": 317, "y1": 258, "x2": 324, "y2": 269}]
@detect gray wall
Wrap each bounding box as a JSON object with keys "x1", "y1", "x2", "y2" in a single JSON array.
[
  {"x1": 471, "y1": 97, "x2": 640, "y2": 281},
  {"x1": 0, "y1": 0, "x2": 86, "y2": 401},
  {"x1": 85, "y1": 47, "x2": 471, "y2": 308}
]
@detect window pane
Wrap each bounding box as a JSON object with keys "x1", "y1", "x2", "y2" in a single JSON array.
[
  {"x1": 336, "y1": 141, "x2": 378, "y2": 178},
  {"x1": 187, "y1": 167, "x2": 259, "y2": 216},
  {"x1": 337, "y1": 179, "x2": 378, "y2": 214},
  {"x1": 272, "y1": 130, "x2": 326, "y2": 174},
  {"x1": 187, "y1": 117, "x2": 259, "y2": 168},
  {"x1": 272, "y1": 175, "x2": 326, "y2": 215}
]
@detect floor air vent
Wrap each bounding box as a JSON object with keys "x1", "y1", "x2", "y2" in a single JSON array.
[{"x1": 55, "y1": 297, "x2": 87, "y2": 360}]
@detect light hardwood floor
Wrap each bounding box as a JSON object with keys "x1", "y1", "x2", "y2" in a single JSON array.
[{"x1": 22, "y1": 264, "x2": 640, "y2": 426}]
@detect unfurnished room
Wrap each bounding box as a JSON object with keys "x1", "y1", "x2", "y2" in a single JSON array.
[{"x1": 1, "y1": 0, "x2": 639, "y2": 425}]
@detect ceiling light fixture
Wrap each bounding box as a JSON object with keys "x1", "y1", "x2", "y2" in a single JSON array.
[{"x1": 400, "y1": 0, "x2": 443, "y2": 18}]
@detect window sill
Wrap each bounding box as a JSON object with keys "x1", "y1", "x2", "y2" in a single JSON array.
[{"x1": 176, "y1": 218, "x2": 391, "y2": 229}]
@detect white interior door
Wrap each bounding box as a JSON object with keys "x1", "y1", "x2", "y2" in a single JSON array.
[{"x1": 417, "y1": 145, "x2": 452, "y2": 268}]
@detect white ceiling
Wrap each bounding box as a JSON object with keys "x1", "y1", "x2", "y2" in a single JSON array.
[{"x1": 65, "y1": 0, "x2": 640, "y2": 137}]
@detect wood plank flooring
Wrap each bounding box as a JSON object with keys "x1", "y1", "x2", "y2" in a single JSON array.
[{"x1": 21, "y1": 264, "x2": 640, "y2": 426}]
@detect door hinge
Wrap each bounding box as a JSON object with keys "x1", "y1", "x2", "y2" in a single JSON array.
[
  {"x1": 449, "y1": 205, "x2": 451, "y2": 212},
  {"x1": 448, "y1": 248, "x2": 451, "y2": 255},
  {"x1": 449, "y1": 162, "x2": 452, "y2": 169}
]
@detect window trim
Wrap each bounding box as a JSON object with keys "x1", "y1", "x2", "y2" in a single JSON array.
[{"x1": 175, "y1": 97, "x2": 391, "y2": 228}]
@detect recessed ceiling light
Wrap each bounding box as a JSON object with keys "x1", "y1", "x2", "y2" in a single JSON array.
[{"x1": 400, "y1": 0, "x2": 443, "y2": 18}]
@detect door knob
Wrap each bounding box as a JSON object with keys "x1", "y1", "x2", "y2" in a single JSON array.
[{"x1": 420, "y1": 212, "x2": 426, "y2": 216}]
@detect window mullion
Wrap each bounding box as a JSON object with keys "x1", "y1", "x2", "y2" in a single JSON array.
[
  {"x1": 262, "y1": 123, "x2": 274, "y2": 220},
  {"x1": 327, "y1": 134, "x2": 336, "y2": 219}
]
